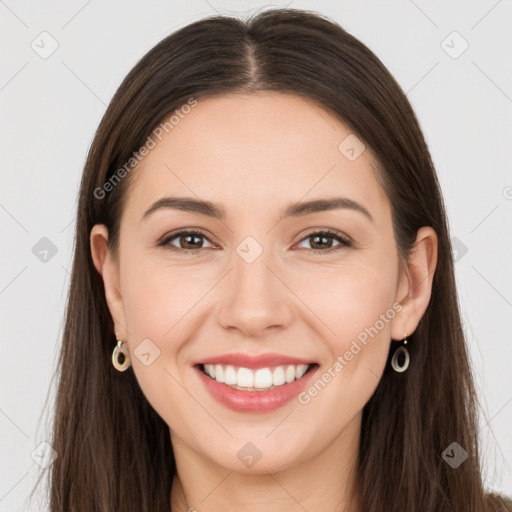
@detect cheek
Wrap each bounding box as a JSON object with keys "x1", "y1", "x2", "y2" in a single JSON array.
[
  {"x1": 293, "y1": 255, "x2": 398, "y2": 414},
  {"x1": 295, "y1": 257, "x2": 398, "y2": 419},
  {"x1": 120, "y1": 251, "x2": 210, "y2": 339},
  {"x1": 119, "y1": 259, "x2": 196, "y2": 422},
  {"x1": 293, "y1": 256, "x2": 399, "y2": 346}
]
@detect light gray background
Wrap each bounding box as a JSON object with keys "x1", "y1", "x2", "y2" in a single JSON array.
[{"x1": 1, "y1": 0, "x2": 511, "y2": 510}]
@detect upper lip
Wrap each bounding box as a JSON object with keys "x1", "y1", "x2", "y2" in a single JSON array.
[{"x1": 193, "y1": 352, "x2": 316, "y2": 369}]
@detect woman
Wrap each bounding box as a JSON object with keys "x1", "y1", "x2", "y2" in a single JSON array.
[{"x1": 33, "y1": 8, "x2": 511, "y2": 511}]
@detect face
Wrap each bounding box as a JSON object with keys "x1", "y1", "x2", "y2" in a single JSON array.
[{"x1": 95, "y1": 92, "x2": 413, "y2": 474}]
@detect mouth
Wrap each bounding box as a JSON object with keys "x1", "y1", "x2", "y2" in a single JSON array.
[
  {"x1": 193, "y1": 359, "x2": 319, "y2": 413},
  {"x1": 197, "y1": 362, "x2": 317, "y2": 391}
]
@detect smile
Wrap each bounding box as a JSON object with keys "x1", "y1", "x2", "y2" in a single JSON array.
[
  {"x1": 194, "y1": 360, "x2": 319, "y2": 413},
  {"x1": 200, "y1": 363, "x2": 311, "y2": 391}
]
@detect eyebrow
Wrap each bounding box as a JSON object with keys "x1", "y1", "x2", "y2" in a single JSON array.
[{"x1": 142, "y1": 196, "x2": 374, "y2": 223}]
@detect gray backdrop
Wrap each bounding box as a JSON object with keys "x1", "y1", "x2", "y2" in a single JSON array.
[{"x1": 1, "y1": 0, "x2": 511, "y2": 510}]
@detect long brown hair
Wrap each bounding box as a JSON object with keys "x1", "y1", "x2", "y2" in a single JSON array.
[{"x1": 30, "y1": 8, "x2": 510, "y2": 511}]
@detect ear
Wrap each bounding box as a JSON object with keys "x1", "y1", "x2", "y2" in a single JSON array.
[
  {"x1": 390, "y1": 226, "x2": 438, "y2": 340},
  {"x1": 90, "y1": 224, "x2": 129, "y2": 339}
]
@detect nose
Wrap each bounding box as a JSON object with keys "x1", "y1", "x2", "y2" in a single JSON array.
[{"x1": 216, "y1": 246, "x2": 294, "y2": 338}]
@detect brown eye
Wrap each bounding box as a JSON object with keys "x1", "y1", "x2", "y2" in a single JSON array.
[
  {"x1": 159, "y1": 230, "x2": 214, "y2": 252},
  {"x1": 296, "y1": 230, "x2": 352, "y2": 253},
  {"x1": 158, "y1": 228, "x2": 352, "y2": 255}
]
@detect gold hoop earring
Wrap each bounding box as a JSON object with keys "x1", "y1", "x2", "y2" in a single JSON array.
[
  {"x1": 391, "y1": 333, "x2": 409, "y2": 373},
  {"x1": 112, "y1": 340, "x2": 131, "y2": 372}
]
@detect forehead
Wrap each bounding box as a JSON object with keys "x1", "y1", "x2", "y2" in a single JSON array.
[{"x1": 125, "y1": 92, "x2": 389, "y2": 221}]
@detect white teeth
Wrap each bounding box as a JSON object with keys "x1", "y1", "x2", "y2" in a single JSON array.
[
  {"x1": 237, "y1": 367, "x2": 254, "y2": 388},
  {"x1": 296, "y1": 364, "x2": 308, "y2": 379},
  {"x1": 202, "y1": 363, "x2": 312, "y2": 390},
  {"x1": 215, "y1": 364, "x2": 224, "y2": 383},
  {"x1": 285, "y1": 365, "x2": 296, "y2": 383},
  {"x1": 254, "y1": 368, "x2": 273, "y2": 389},
  {"x1": 205, "y1": 364, "x2": 215, "y2": 379},
  {"x1": 272, "y1": 366, "x2": 286, "y2": 386},
  {"x1": 224, "y1": 365, "x2": 237, "y2": 385}
]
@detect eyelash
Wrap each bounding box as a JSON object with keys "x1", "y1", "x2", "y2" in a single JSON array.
[{"x1": 158, "y1": 228, "x2": 353, "y2": 255}]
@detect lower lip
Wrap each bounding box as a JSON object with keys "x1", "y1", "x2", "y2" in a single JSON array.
[{"x1": 194, "y1": 365, "x2": 318, "y2": 413}]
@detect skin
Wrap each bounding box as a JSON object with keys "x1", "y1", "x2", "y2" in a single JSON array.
[{"x1": 90, "y1": 92, "x2": 438, "y2": 512}]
